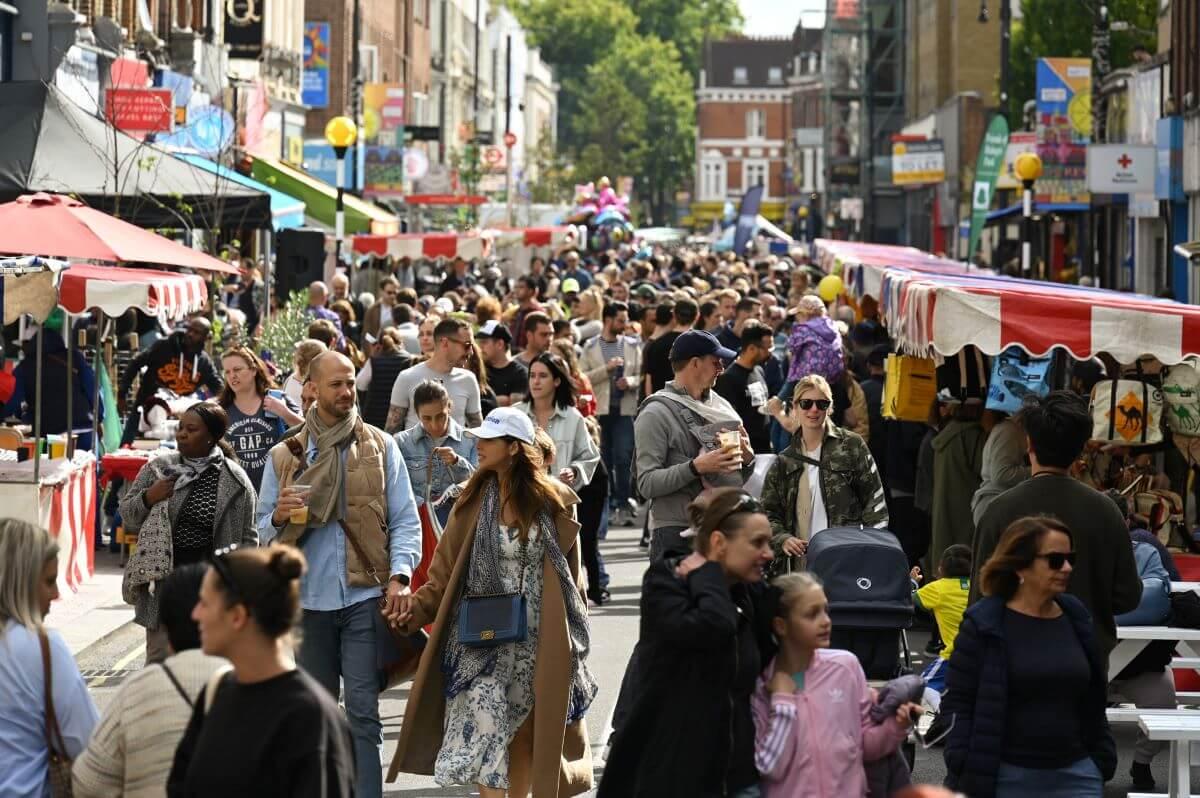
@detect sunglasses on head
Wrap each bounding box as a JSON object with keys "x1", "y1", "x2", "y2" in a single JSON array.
[
  {"x1": 1036, "y1": 551, "x2": 1076, "y2": 570},
  {"x1": 717, "y1": 493, "x2": 763, "y2": 527},
  {"x1": 797, "y1": 398, "x2": 831, "y2": 411},
  {"x1": 209, "y1": 544, "x2": 244, "y2": 599}
]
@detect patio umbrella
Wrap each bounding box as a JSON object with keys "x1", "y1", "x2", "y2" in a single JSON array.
[{"x1": 0, "y1": 193, "x2": 237, "y2": 274}]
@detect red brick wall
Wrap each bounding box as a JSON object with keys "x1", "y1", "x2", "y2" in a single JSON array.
[{"x1": 698, "y1": 100, "x2": 788, "y2": 140}]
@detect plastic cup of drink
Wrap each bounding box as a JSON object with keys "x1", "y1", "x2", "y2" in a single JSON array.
[
  {"x1": 719, "y1": 430, "x2": 741, "y2": 453},
  {"x1": 289, "y1": 483, "x2": 311, "y2": 525}
]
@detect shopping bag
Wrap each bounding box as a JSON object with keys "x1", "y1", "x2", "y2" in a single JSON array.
[
  {"x1": 1163, "y1": 363, "x2": 1200, "y2": 437},
  {"x1": 882, "y1": 354, "x2": 937, "y2": 422},
  {"x1": 1089, "y1": 378, "x2": 1163, "y2": 446},
  {"x1": 985, "y1": 349, "x2": 1052, "y2": 413}
]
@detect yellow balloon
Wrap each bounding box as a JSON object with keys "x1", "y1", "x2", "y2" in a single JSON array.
[{"x1": 817, "y1": 274, "x2": 844, "y2": 303}]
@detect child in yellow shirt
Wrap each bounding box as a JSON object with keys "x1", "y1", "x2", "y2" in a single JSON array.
[{"x1": 910, "y1": 543, "x2": 971, "y2": 694}]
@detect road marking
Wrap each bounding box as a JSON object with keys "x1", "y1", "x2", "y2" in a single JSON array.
[{"x1": 113, "y1": 641, "x2": 144, "y2": 671}]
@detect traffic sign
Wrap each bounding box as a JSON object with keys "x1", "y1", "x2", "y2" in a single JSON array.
[
  {"x1": 482, "y1": 146, "x2": 504, "y2": 167},
  {"x1": 503, "y1": 130, "x2": 517, "y2": 149}
]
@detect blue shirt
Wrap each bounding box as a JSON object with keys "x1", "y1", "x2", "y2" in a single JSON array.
[
  {"x1": 258, "y1": 432, "x2": 421, "y2": 612},
  {"x1": 0, "y1": 621, "x2": 98, "y2": 798},
  {"x1": 394, "y1": 418, "x2": 477, "y2": 505}
]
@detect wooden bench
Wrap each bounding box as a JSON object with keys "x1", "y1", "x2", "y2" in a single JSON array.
[
  {"x1": 1111, "y1": 626, "x2": 1200, "y2": 683},
  {"x1": 1137, "y1": 712, "x2": 1200, "y2": 797}
]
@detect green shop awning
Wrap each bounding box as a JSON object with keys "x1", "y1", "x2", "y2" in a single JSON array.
[{"x1": 250, "y1": 157, "x2": 399, "y2": 235}]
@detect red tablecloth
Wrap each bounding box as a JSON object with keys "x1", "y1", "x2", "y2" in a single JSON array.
[{"x1": 99, "y1": 451, "x2": 155, "y2": 485}]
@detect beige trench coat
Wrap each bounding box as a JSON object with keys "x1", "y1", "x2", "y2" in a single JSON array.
[{"x1": 386, "y1": 481, "x2": 593, "y2": 797}]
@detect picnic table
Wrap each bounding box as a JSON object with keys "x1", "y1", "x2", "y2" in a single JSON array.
[
  {"x1": 1136, "y1": 711, "x2": 1200, "y2": 798},
  {"x1": 1111, "y1": 626, "x2": 1200, "y2": 683}
]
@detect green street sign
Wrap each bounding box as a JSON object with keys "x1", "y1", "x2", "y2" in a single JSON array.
[{"x1": 967, "y1": 115, "x2": 1010, "y2": 263}]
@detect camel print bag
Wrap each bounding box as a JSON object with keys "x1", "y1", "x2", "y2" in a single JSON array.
[{"x1": 1090, "y1": 378, "x2": 1163, "y2": 447}]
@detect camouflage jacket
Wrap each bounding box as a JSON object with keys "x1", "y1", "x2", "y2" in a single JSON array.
[{"x1": 760, "y1": 424, "x2": 889, "y2": 571}]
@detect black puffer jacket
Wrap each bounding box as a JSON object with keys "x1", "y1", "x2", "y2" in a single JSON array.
[
  {"x1": 598, "y1": 559, "x2": 775, "y2": 798},
  {"x1": 942, "y1": 594, "x2": 1116, "y2": 798}
]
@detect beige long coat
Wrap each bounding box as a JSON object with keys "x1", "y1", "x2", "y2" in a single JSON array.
[{"x1": 386, "y1": 481, "x2": 593, "y2": 797}]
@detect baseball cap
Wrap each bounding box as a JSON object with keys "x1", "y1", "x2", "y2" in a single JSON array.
[
  {"x1": 634, "y1": 284, "x2": 657, "y2": 301},
  {"x1": 475, "y1": 319, "x2": 512, "y2": 343},
  {"x1": 669, "y1": 329, "x2": 737, "y2": 362},
  {"x1": 561, "y1": 277, "x2": 581, "y2": 294},
  {"x1": 466, "y1": 407, "x2": 536, "y2": 445}
]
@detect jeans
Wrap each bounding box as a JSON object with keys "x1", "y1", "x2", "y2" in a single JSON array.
[
  {"x1": 599, "y1": 414, "x2": 635, "y2": 508},
  {"x1": 995, "y1": 757, "x2": 1101, "y2": 798},
  {"x1": 298, "y1": 598, "x2": 383, "y2": 798}
]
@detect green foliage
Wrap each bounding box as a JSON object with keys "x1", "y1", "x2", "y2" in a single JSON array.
[
  {"x1": 256, "y1": 290, "x2": 312, "y2": 370},
  {"x1": 526, "y1": 124, "x2": 576, "y2": 204},
  {"x1": 1009, "y1": 0, "x2": 1158, "y2": 129},
  {"x1": 632, "y1": 0, "x2": 742, "y2": 76}
]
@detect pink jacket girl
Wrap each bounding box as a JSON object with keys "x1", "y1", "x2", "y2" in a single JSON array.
[{"x1": 752, "y1": 573, "x2": 916, "y2": 797}]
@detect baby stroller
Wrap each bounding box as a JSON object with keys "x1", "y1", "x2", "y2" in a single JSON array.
[{"x1": 806, "y1": 527, "x2": 914, "y2": 680}]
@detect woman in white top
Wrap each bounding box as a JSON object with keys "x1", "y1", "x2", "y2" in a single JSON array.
[
  {"x1": 519, "y1": 352, "x2": 600, "y2": 489},
  {"x1": 0, "y1": 519, "x2": 98, "y2": 798},
  {"x1": 73, "y1": 563, "x2": 228, "y2": 798},
  {"x1": 760, "y1": 374, "x2": 889, "y2": 577}
]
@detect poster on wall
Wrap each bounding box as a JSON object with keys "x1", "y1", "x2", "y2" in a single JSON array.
[
  {"x1": 302, "y1": 23, "x2": 330, "y2": 108},
  {"x1": 1035, "y1": 57, "x2": 1091, "y2": 203},
  {"x1": 362, "y1": 84, "x2": 406, "y2": 196}
]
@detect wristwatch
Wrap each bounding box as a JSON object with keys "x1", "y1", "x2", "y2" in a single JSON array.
[{"x1": 388, "y1": 573, "x2": 411, "y2": 587}]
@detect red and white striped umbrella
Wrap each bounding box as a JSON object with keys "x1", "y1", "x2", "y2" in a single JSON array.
[
  {"x1": 58, "y1": 263, "x2": 208, "y2": 320},
  {"x1": 352, "y1": 233, "x2": 488, "y2": 260},
  {"x1": 486, "y1": 226, "x2": 577, "y2": 248}
]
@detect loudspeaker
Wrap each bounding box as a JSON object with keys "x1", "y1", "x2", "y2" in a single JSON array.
[{"x1": 275, "y1": 228, "x2": 327, "y2": 300}]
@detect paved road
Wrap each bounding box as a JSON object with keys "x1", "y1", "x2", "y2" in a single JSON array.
[{"x1": 77, "y1": 521, "x2": 1189, "y2": 797}]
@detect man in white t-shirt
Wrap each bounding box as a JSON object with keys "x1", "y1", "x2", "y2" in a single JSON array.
[{"x1": 385, "y1": 318, "x2": 483, "y2": 432}]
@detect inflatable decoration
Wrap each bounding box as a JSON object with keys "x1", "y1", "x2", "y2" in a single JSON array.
[{"x1": 568, "y1": 176, "x2": 633, "y2": 251}]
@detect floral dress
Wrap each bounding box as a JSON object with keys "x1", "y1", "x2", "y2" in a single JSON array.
[{"x1": 435, "y1": 523, "x2": 546, "y2": 789}]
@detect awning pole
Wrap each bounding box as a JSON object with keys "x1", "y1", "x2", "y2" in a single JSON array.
[
  {"x1": 33, "y1": 324, "x2": 42, "y2": 484},
  {"x1": 65, "y1": 313, "x2": 73, "y2": 459},
  {"x1": 92, "y1": 312, "x2": 104, "y2": 458}
]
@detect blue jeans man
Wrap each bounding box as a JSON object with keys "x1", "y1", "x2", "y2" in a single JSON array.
[{"x1": 599, "y1": 413, "x2": 635, "y2": 522}]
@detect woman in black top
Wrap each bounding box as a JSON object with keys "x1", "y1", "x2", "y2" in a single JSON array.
[
  {"x1": 168, "y1": 545, "x2": 354, "y2": 798},
  {"x1": 119, "y1": 403, "x2": 258, "y2": 664},
  {"x1": 943, "y1": 516, "x2": 1115, "y2": 798}
]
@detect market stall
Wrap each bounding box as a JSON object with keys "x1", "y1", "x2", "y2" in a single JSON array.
[
  {"x1": 814, "y1": 239, "x2": 978, "y2": 304},
  {"x1": 351, "y1": 231, "x2": 489, "y2": 261},
  {"x1": 485, "y1": 226, "x2": 579, "y2": 280}
]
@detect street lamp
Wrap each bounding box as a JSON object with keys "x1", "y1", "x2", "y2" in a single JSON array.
[
  {"x1": 798, "y1": 205, "x2": 810, "y2": 243},
  {"x1": 1014, "y1": 151, "x2": 1043, "y2": 277},
  {"x1": 325, "y1": 115, "x2": 358, "y2": 273}
]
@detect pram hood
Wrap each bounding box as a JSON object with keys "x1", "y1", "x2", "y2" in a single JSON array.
[{"x1": 807, "y1": 526, "x2": 913, "y2": 629}]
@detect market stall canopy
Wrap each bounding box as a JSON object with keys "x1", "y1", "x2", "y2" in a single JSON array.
[
  {"x1": 485, "y1": 227, "x2": 578, "y2": 248},
  {"x1": 635, "y1": 227, "x2": 690, "y2": 246},
  {"x1": 880, "y1": 264, "x2": 1200, "y2": 366},
  {"x1": 0, "y1": 256, "x2": 64, "y2": 324},
  {"x1": 58, "y1": 263, "x2": 208, "y2": 319},
  {"x1": 250, "y1": 157, "x2": 400, "y2": 235},
  {"x1": 0, "y1": 82, "x2": 273, "y2": 230},
  {"x1": 0, "y1": 193, "x2": 237, "y2": 274},
  {"x1": 352, "y1": 232, "x2": 487, "y2": 260},
  {"x1": 814, "y1": 239, "x2": 977, "y2": 301},
  {"x1": 177, "y1": 155, "x2": 305, "y2": 231}
]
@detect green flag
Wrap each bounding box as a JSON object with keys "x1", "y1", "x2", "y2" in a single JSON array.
[{"x1": 967, "y1": 115, "x2": 1010, "y2": 263}]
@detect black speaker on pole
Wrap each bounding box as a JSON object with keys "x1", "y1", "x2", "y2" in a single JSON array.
[{"x1": 275, "y1": 228, "x2": 327, "y2": 300}]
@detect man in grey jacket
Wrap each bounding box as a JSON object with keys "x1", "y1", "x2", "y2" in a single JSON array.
[{"x1": 634, "y1": 330, "x2": 756, "y2": 560}]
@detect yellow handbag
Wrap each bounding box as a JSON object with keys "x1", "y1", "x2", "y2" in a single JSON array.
[{"x1": 882, "y1": 354, "x2": 937, "y2": 422}]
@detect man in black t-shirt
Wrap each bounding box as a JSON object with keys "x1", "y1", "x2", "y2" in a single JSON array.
[
  {"x1": 476, "y1": 320, "x2": 528, "y2": 406},
  {"x1": 642, "y1": 298, "x2": 698, "y2": 396},
  {"x1": 714, "y1": 321, "x2": 774, "y2": 453}
]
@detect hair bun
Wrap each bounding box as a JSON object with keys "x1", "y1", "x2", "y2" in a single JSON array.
[{"x1": 268, "y1": 547, "x2": 305, "y2": 581}]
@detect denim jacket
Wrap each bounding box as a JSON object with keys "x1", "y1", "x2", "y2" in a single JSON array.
[{"x1": 395, "y1": 418, "x2": 477, "y2": 505}]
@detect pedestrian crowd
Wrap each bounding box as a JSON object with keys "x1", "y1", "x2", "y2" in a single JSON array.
[{"x1": 0, "y1": 241, "x2": 1186, "y2": 797}]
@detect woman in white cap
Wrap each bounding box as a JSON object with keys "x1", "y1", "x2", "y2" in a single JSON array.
[{"x1": 388, "y1": 406, "x2": 597, "y2": 798}]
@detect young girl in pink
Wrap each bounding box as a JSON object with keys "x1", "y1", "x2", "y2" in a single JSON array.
[{"x1": 752, "y1": 573, "x2": 918, "y2": 797}]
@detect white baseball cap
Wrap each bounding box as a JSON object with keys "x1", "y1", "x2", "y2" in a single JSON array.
[{"x1": 465, "y1": 407, "x2": 536, "y2": 445}]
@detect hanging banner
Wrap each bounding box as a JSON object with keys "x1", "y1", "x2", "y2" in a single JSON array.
[
  {"x1": 732, "y1": 185, "x2": 764, "y2": 256},
  {"x1": 1035, "y1": 57, "x2": 1091, "y2": 203},
  {"x1": 967, "y1": 115, "x2": 1010, "y2": 262},
  {"x1": 302, "y1": 22, "x2": 330, "y2": 109},
  {"x1": 363, "y1": 84, "x2": 405, "y2": 196}
]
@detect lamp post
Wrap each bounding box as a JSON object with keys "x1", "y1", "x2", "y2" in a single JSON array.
[
  {"x1": 325, "y1": 116, "x2": 358, "y2": 278},
  {"x1": 798, "y1": 206, "x2": 810, "y2": 243},
  {"x1": 1014, "y1": 151, "x2": 1043, "y2": 278}
]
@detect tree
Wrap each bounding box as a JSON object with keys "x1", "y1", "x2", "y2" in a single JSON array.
[
  {"x1": 571, "y1": 34, "x2": 695, "y2": 224},
  {"x1": 525, "y1": 124, "x2": 576, "y2": 204},
  {"x1": 632, "y1": 0, "x2": 742, "y2": 76},
  {"x1": 1009, "y1": 0, "x2": 1158, "y2": 130}
]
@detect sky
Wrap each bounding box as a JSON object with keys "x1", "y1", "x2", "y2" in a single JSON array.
[{"x1": 739, "y1": 0, "x2": 826, "y2": 37}]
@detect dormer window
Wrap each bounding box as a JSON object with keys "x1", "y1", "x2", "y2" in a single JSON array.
[
  {"x1": 733, "y1": 66, "x2": 749, "y2": 85},
  {"x1": 768, "y1": 66, "x2": 783, "y2": 85}
]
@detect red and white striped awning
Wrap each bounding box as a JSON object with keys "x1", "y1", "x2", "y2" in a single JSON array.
[
  {"x1": 814, "y1": 239, "x2": 980, "y2": 301},
  {"x1": 486, "y1": 226, "x2": 578, "y2": 248},
  {"x1": 352, "y1": 233, "x2": 488, "y2": 260},
  {"x1": 58, "y1": 264, "x2": 208, "y2": 320},
  {"x1": 879, "y1": 266, "x2": 1200, "y2": 366}
]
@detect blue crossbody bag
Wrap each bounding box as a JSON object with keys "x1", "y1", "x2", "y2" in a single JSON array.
[{"x1": 457, "y1": 531, "x2": 528, "y2": 647}]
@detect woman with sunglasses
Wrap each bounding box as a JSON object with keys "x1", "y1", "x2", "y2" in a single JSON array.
[
  {"x1": 167, "y1": 545, "x2": 355, "y2": 797},
  {"x1": 120, "y1": 402, "x2": 259, "y2": 664},
  {"x1": 760, "y1": 374, "x2": 888, "y2": 575},
  {"x1": 942, "y1": 517, "x2": 1114, "y2": 798},
  {"x1": 599, "y1": 487, "x2": 776, "y2": 798},
  {"x1": 218, "y1": 347, "x2": 302, "y2": 490},
  {"x1": 388, "y1": 406, "x2": 596, "y2": 798}
]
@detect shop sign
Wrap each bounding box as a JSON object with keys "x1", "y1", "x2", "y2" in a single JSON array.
[
  {"x1": 891, "y1": 139, "x2": 946, "y2": 186},
  {"x1": 1086, "y1": 145, "x2": 1156, "y2": 194},
  {"x1": 225, "y1": 0, "x2": 264, "y2": 59},
  {"x1": 105, "y1": 88, "x2": 173, "y2": 133}
]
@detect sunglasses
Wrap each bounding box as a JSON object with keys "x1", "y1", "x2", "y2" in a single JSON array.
[
  {"x1": 717, "y1": 493, "x2": 763, "y2": 527},
  {"x1": 1036, "y1": 551, "x2": 1076, "y2": 570},
  {"x1": 209, "y1": 544, "x2": 244, "y2": 599},
  {"x1": 797, "y1": 398, "x2": 832, "y2": 411}
]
